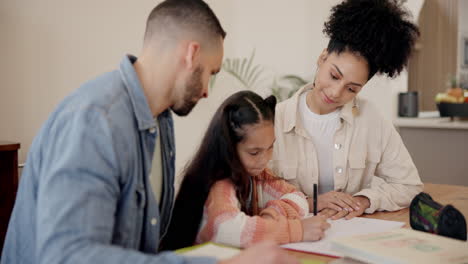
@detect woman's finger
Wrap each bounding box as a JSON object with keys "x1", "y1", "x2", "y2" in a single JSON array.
[
  {"x1": 340, "y1": 194, "x2": 361, "y2": 211},
  {"x1": 326, "y1": 202, "x2": 343, "y2": 212},
  {"x1": 331, "y1": 209, "x2": 349, "y2": 220},
  {"x1": 319, "y1": 208, "x2": 337, "y2": 218},
  {"x1": 330, "y1": 198, "x2": 353, "y2": 212},
  {"x1": 332, "y1": 193, "x2": 359, "y2": 212}
]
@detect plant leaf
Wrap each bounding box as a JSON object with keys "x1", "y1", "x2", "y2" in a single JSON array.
[{"x1": 222, "y1": 49, "x2": 264, "y2": 90}]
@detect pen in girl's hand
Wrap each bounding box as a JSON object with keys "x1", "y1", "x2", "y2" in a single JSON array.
[{"x1": 313, "y1": 183, "x2": 318, "y2": 215}]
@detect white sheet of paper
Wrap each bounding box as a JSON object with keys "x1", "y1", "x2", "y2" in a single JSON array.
[
  {"x1": 281, "y1": 217, "x2": 405, "y2": 257},
  {"x1": 181, "y1": 243, "x2": 241, "y2": 260}
]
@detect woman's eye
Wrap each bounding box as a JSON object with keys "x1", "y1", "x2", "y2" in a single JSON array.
[
  {"x1": 331, "y1": 74, "x2": 338, "y2": 80},
  {"x1": 249, "y1": 152, "x2": 259, "y2": 156},
  {"x1": 348, "y1": 87, "x2": 356, "y2": 93}
]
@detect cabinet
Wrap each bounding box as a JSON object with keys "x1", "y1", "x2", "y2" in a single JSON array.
[{"x1": 0, "y1": 141, "x2": 20, "y2": 254}]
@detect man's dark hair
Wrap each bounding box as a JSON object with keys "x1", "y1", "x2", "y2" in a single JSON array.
[
  {"x1": 323, "y1": 0, "x2": 420, "y2": 79},
  {"x1": 144, "y1": 0, "x2": 226, "y2": 44}
]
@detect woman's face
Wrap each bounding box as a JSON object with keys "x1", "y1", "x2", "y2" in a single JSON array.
[
  {"x1": 309, "y1": 50, "x2": 369, "y2": 114},
  {"x1": 236, "y1": 121, "x2": 275, "y2": 177}
]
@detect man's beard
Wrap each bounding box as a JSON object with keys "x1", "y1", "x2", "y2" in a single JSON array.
[{"x1": 171, "y1": 66, "x2": 204, "y2": 117}]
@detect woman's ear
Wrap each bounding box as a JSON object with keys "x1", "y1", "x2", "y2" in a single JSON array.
[{"x1": 317, "y1": 49, "x2": 328, "y2": 66}]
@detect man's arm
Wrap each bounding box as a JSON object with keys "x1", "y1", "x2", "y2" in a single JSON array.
[{"x1": 35, "y1": 107, "x2": 214, "y2": 264}]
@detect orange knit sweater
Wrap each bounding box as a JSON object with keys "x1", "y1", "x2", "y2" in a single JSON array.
[{"x1": 196, "y1": 169, "x2": 309, "y2": 248}]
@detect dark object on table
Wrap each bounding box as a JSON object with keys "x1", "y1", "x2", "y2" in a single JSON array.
[
  {"x1": 410, "y1": 192, "x2": 467, "y2": 241},
  {"x1": 398, "y1": 92, "x2": 419, "y2": 117},
  {"x1": 437, "y1": 102, "x2": 468, "y2": 118}
]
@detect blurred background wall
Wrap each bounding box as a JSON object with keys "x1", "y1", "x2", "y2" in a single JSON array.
[{"x1": 0, "y1": 0, "x2": 429, "y2": 183}]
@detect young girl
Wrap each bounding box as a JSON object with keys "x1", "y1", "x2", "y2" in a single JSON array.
[
  {"x1": 273, "y1": 0, "x2": 423, "y2": 220},
  {"x1": 161, "y1": 91, "x2": 329, "y2": 250}
]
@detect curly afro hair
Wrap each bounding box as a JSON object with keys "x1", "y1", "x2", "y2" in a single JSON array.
[{"x1": 323, "y1": 0, "x2": 420, "y2": 79}]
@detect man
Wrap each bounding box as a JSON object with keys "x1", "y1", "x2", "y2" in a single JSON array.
[{"x1": 1, "y1": 0, "x2": 298, "y2": 263}]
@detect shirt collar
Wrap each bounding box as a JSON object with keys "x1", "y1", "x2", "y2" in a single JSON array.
[
  {"x1": 281, "y1": 82, "x2": 355, "y2": 133},
  {"x1": 119, "y1": 54, "x2": 158, "y2": 131}
]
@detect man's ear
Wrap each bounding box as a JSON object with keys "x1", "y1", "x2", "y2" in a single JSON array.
[
  {"x1": 317, "y1": 49, "x2": 328, "y2": 66},
  {"x1": 184, "y1": 41, "x2": 201, "y2": 71}
]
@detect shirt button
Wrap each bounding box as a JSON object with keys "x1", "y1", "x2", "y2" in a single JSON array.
[
  {"x1": 336, "y1": 167, "x2": 343, "y2": 174},
  {"x1": 334, "y1": 143, "x2": 342, "y2": 150},
  {"x1": 149, "y1": 127, "x2": 156, "y2": 134},
  {"x1": 151, "y1": 218, "x2": 157, "y2": 226},
  {"x1": 170, "y1": 151, "x2": 173, "y2": 157}
]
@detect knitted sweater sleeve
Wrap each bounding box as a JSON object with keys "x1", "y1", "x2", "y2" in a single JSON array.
[{"x1": 196, "y1": 179, "x2": 304, "y2": 248}]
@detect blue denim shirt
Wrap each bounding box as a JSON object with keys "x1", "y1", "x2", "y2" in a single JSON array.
[{"x1": 1, "y1": 55, "x2": 215, "y2": 264}]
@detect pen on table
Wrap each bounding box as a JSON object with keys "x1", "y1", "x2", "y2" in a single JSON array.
[{"x1": 313, "y1": 183, "x2": 318, "y2": 216}]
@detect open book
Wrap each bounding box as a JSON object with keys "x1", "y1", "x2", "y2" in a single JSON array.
[
  {"x1": 331, "y1": 228, "x2": 468, "y2": 264},
  {"x1": 282, "y1": 217, "x2": 405, "y2": 257},
  {"x1": 177, "y1": 242, "x2": 326, "y2": 264}
]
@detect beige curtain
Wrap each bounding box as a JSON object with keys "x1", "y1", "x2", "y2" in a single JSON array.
[{"x1": 408, "y1": 0, "x2": 459, "y2": 111}]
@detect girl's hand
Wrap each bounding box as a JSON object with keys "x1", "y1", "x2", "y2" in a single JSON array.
[
  {"x1": 316, "y1": 191, "x2": 361, "y2": 213},
  {"x1": 301, "y1": 215, "x2": 330, "y2": 241}
]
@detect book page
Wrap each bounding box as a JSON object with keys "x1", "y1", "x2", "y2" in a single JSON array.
[
  {"x1": 331, "y1": 228, "x2": 468, "y2": 264},
  {"x1": 282, "y1": 217, "x2": 405, "y2": 257},
  {"x1": 180, "y1": 243, "x2": 241, "y2": 260}
]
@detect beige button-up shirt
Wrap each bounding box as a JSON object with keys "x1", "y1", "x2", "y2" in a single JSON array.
[{"x1": 272, "y1": 84, "x2": 423, "y2": 213}]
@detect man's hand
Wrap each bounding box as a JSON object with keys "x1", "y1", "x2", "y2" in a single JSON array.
[
  {"x1": 301, "y1": 215, "x2": 330, "y2": 241},
  {"x1": 219, "y1": 241, "x2": 299, "y2": 264}
]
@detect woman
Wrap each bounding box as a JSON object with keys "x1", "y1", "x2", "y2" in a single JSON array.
[
  {"x1": 272, "y1": 0, "x2": 423, "y2": 220},
  {"x1": 161, "y1": 91, "x2": 329, "y2": 250}
]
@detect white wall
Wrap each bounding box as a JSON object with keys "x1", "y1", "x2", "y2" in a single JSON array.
[
  {"x1": 0, "y1": 0, "x2": 162, "y2": 164},
  {"x1": 0, "y1": 0, "x2": 423, "y2": 180}
]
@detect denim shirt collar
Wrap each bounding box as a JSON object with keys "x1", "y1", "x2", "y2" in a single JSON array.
[{"x1": 119, "y1": 54, "x2": 158, "y2": 131}]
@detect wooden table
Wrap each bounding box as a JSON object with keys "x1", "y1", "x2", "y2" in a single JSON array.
[
  {"x1": 0, "y1": 141, "x2": 20, "y2": 254},
  {"x1": 286, "y1": 183, "x2": 468, "y2": 263}
]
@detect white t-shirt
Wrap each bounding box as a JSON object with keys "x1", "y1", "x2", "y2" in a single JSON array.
[
  {"x1": 149, "y1": 119, "x2": 163, "y2": 203},
  {"x1": 299, "y1": 92, "x2": 341, "y2": 194}
]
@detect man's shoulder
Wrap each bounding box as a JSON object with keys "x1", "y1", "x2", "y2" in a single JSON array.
[
  {"x1": 38, "y1": 70, "x2": 138, "y2": 150},
  {"x1": 56, "y1": 70, "x2": 133, "y2": 123},
  {"x1": 70, "y1": 70, "x2": 127, "y2": 111}
]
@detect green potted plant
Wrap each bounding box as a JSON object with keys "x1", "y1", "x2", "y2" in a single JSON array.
[{"x1": 210, "y1": 50, "x2": 310, "y2": 102}]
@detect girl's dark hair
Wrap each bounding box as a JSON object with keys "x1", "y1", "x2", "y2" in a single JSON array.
[
  {"x1": 160, "y1": 91, "x2": 277, "y2": 250},
  {"x1": 323, "y1": 0, "x2": 420, "y2": 79}
]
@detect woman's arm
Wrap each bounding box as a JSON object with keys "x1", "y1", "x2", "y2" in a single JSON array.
[{"x1": 353, "y1": 120, "x2": 423, "y2": 214}]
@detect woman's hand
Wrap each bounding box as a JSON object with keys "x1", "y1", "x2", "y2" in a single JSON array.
[
  {"x1": 316, "y1": 191, "x2": 361, "y2": 213},
  {"x1": 319, "y1": 196, "x2": 370, "y2": 220},
  {"x1": 301, "y1": 215, "x2": 330, "y2": 241},
  {"x1": 344, "y1": 196, "x2": 370, "y2": 219}
]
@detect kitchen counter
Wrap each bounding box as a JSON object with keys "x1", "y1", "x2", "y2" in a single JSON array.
[
  {"x1": 393, "y1": 112, "x2": 468, "y2": 186},
  {"x1": 394, "y1": 111, "x2": 468, "y2": 129}
]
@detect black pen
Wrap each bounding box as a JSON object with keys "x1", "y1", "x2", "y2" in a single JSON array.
[{"x1": 313, "y1": 183, "x2": 318, "y2": 215}]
